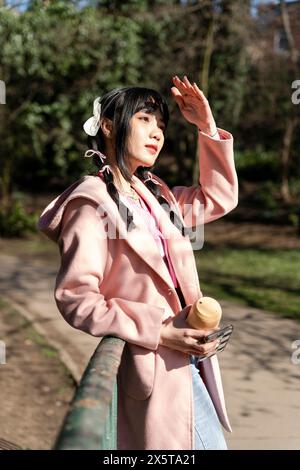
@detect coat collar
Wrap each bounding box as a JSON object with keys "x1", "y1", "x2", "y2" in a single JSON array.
[
  {"x1": 39, "y1": 174, "x2": 201, "y2": 305},
  {"x1": 81, "y1": 174, "x2": 201, "y2": 304},
  {"x1": 123, "y1": 175, "x2": 201, "y2": 304}
]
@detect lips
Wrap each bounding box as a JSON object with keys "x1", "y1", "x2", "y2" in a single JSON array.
[{"x1": 145, "y1": 144, "x2": 158, "y2": 152}]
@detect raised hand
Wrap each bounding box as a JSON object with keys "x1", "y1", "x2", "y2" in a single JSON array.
[{"x1": 171, "y1": 75, "x2": 217, "y2": 136}]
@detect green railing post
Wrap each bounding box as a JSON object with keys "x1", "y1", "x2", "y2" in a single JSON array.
[
  {"x1": 54, "y1": 336, "x2": 125, "y2": 450},
  {"x1": 101, "y1": 380, "x2": 118, "y2": 450}
]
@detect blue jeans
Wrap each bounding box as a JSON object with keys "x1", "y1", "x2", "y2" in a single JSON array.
[{"x1": 190, "y1": 355, "x2": 227, "y2": 450}]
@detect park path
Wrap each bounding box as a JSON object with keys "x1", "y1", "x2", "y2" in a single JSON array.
[{"x1": 0, "y1": 248, "x2": 300, "y2": 450}]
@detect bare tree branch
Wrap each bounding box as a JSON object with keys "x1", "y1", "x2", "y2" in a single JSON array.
[{"x1": 280, "y1": 0, "x2": 299, "y2": 66}]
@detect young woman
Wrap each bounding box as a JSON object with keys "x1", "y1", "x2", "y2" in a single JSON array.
[{"x1": 38, "y1": 75, "x2": 238, "y2": 450}]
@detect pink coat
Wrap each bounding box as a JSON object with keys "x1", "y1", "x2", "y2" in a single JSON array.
[{"x1": 38, "y1": 127, "x2": 238, "y2": 450}]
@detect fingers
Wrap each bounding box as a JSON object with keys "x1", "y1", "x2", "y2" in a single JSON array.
[
  {"x1": 196, "y1": 340, "x2": 218, "y2": 355},
  {"x1": 172, "y1": 75, "x2": 188, "y2": 93},
  {"x1": 170, "y1": 86, "x2": 185, "y2": 112},
  {"x1": 172, "y1": 75, "x2": 205, "y2": 100},
  {"x1": 183, "y1": 75, "x2": 193, "y2": 89},
  {"x1": 185, "y1": 327, "x2": 213, "y2": 342},
  {"x1": 192, "y1": 82, "x2": 206, "y2": 99},
  {"x1": 185, "y1": 336, "x2": 218, "y2": 357},
  {"x1": 170, "y1": 86, "x2": 181, "y2": 97},
  {"x1": 172, "y1": 76, "x2": 192, "y2": 101}
]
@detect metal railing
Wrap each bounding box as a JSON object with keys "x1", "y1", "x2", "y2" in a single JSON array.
[{"x1": 54, "y1": 336, "x2": 125, "y2": 450}]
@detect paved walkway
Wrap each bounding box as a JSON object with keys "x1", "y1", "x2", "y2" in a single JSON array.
[{"x1": 0, "y1": 250, "x2": 300, "y2": 450}]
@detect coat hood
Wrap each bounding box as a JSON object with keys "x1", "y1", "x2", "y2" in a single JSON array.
[{"x1": 37, "y1": 175, "x2": 107, "y2": 243}]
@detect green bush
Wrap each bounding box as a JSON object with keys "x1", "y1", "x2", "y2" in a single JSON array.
[
  {"x1": 0, "y1": 199, "x2": 38, "y2": 238},
  {"x1": 235, "y1": 148, "x2": 279, "y2": 181},
  {"x1": 251, "y1": 181, "x2": 280, "y2": 215},
  {"x1": 290, "y1": 178, "x2": 300, "y2": 200},
  {"x1": 288, "y1": 204, "x2": 300, "y2": 234}
]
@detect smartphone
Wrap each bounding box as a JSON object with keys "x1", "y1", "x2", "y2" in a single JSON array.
[
  {"x1": 196, "y1": 324, "x2": 233, "y2": 362},
  {"x1": 204, "y1": 324, "x2": 233, "y2": 345}
]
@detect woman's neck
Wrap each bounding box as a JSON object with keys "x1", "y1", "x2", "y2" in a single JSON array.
[{"x1": 109, "y1": 163, "x2": 134, "y2": 193}]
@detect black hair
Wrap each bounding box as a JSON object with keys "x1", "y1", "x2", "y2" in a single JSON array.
[{"x1": 86, "y1": 86, "x2": 186, "y2": 235}]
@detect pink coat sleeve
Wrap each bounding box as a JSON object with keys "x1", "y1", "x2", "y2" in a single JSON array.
[
  {"x1": 54, "y1": 198, "x2": 165, "y2": 350},
  {"x1": 171, "y1": 128, "x2": 238, "y2": 226}
]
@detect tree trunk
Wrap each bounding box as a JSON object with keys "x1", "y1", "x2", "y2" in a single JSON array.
[
  {"x1": 193, "y1": 3, "x2": 217, "y2": 186},
  {"x1": 280, "y1": 117, "x2": 297, "y2": 203},
  {"x1": 0, "y1": 159, "x2": 13, "y2": 213},
  {"x1": 280, "y1": 0, "x2": 299, "y2": 65},
  {"x1": 279, "y1": 1, "x2": 299, "y2": 203}
]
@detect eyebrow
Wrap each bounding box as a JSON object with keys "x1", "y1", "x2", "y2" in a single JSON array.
[{"x1": 140, "y1": 110, "x2": 165, "y2": 126}]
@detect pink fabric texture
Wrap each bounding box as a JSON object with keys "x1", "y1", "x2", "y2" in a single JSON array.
[{"x1": 120, "y1": 193, "x2": 179, "y2": 288}]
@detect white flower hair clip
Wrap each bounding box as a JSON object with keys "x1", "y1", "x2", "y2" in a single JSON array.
[{"x1": 83, "y1": 96, "x2": 102, "y2": 136}]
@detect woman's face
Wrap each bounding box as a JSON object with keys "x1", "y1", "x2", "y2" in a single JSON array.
[{"x1": 126, "y1": 107, "x2": 165, "y2": 172}]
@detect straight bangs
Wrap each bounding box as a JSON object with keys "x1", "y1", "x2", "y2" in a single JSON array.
[
  {"x1": 130, "y1": 88, "x2": 169, "y2": 128},
  {"x1": 115, "y1": 87, "x2": 169, "y2": 131}
]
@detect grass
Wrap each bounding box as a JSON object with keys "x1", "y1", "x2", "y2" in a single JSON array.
[
  {"x1": 26, "y1": 329, "x2": 59, "y2": 359},
  {"x1": 0, "y1": 235, "x2": 58, "y2": 261},
  {"x1": 0, "y1": 295, "x2": 75, "y2": 398},
  {"x1": 195, "y1": 247, "x2": 300, "y2": 321},
  {"x1": 0, "y1": 296, "x2": 59, "y2": 360}
]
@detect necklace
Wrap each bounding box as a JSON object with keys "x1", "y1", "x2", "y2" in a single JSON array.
[{"x1": 121, "y1": 185, "x2": 140, "y2": 202}]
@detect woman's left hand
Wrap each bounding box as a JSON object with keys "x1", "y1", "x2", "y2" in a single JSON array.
[{"x1": 171, "y1": 75, "x2": 217, "y2": 136}]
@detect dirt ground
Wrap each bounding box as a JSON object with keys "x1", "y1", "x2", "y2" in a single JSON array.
[{"x1": 0, "y1": 298, "x2": 75, "y2": 450}]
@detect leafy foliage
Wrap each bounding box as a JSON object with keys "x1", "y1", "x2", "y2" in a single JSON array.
[{"x1": 0, "y1": 0, "x2": 299, "y2": 235}]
